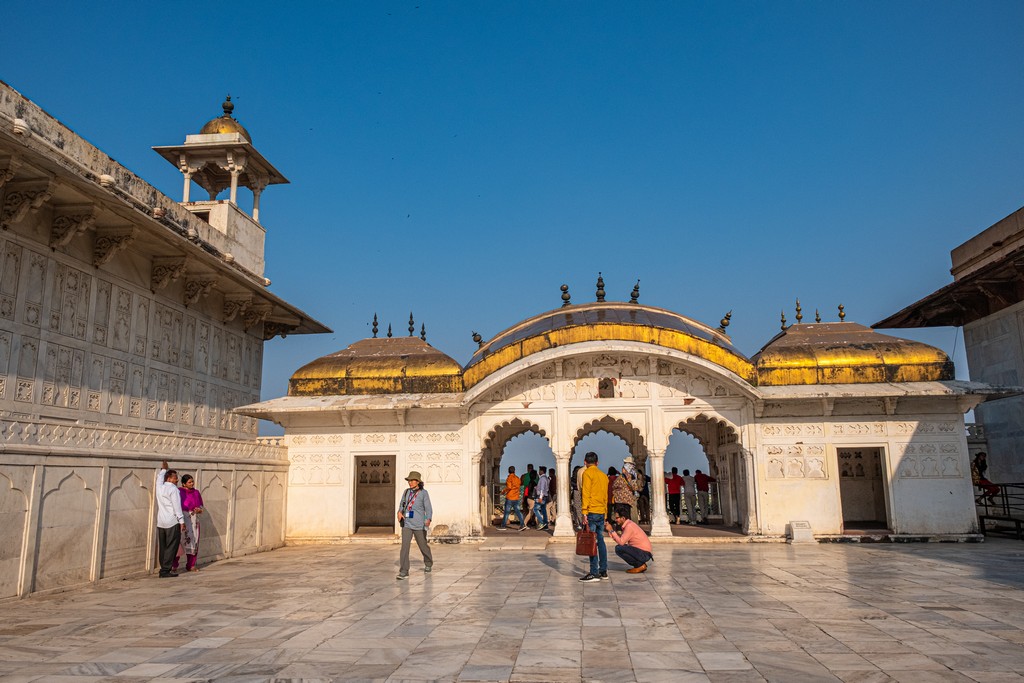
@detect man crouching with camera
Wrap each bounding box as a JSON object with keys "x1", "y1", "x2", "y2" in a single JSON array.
[{"x1": 605, "y1": 503, "x2": 653, "y2": 574}]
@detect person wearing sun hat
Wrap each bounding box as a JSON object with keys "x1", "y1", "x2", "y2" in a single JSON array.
[{"x1": 396, "y1": 470, "x2": 433, "y2": 580}]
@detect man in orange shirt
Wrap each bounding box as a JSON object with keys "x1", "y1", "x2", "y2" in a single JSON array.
[{"x1": 499, "y1": 465, "x2": 526, "y2": 531}]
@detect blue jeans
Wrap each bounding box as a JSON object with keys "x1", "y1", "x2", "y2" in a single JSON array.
[
  {"x1": 535, "y1": 497, "x2": 549, "y2": 527},
  {"x1": 501, "y1": 498, "x2": 524, "y2": 528},
  {"x1": 587, "y1": 513, "x2": 608, "y2": 575}
]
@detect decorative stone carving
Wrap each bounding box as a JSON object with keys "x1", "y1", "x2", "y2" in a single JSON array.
[
  {"x1": 263, "y1": 321, "x2": 297, "y2": 340},
  {"x1": 93, "y1": 228, "x2": 136, "y2": 267},
  {"x1": 223, "y1": 294, "x2": 251, "y2": 322},
  {"x1": 242, "y1": 302, "x2": 272, "y2": 330},
  {"x1": 49, "y1": 205, "x2": 97, "y2": 248},
  {"x1": 830, "y1": 422, "x2": 886, "y2": 437},
  {"x1": 150, "y1": 257, "x2": 187, "y2": 292},
  {"x1": 0, "y1": 155, "x2": 22, "y2": 189},
  {"x1": 1, "y1": 180, "x2": 52, "y2": 229},
  {"x1": 183, "y1": 275, "x2": 217, "y2": 306}
]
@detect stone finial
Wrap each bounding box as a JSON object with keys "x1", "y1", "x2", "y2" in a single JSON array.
[
  {"x1": 815, "y1": 309, "x2": 821, "y2": 323},
  {"x1": 560, "y1": 284, "x2": 571, "y2": 307},
  {"x1": 780, "y1": 310, "x2": 787, "y2": 331},
  {"x1": 420, "y1": 323, "x2": 426, "y2": 342},
  {"x1": 472, "y1": 331, "x2": 483, "y2": 348},
  {"x1": 795, "y1": 298, "x2": 803, "y2": 324},
  {"x1": 717, "y1": 311, "x2": 732, "y2": 334},
  {"x1": 408, "y1": 312, "x2": 415, "y2": 336},
  {"x1": 387, "y1": 324, "x2": 393, "y2": 338},
  {"x1": 222, "y1": 94, "x2": 234, "y2": 117},
  {"x1": 596, "y1": 272, "x2": 605, "y2": 302},
  {"x1": 372, "y1": 313, "x2": 379, "y2": 338},
  {"x1": 838, "y1": 304, "x2": 846, "y2": 322},
  {"x1": 630, "y1": 280, "x2": 640, "y2": 304}
]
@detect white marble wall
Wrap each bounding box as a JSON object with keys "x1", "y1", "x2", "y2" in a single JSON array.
[
  {"x1": 0, "y1": 428, "x2": 287, "y2": 598},
  {"x1": 0, "y1": 230, "x2": 263, "y2": 438}
]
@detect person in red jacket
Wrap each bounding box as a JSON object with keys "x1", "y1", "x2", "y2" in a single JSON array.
[
  {"x1": 694, "y1": 469, "x2": 717, "y2": 525},
  {"x1": 664, "y1": 467, "x2": 683, "y2": 524}
]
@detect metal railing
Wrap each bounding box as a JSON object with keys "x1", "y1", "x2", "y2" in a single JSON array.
[{"x1": 976, "y1": 482, "x2": 1024, "y2": 539}]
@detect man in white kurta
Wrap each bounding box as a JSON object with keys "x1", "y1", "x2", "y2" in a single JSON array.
[{"x1": 156, "y1": 461, "x2": 185, "y2": 577}]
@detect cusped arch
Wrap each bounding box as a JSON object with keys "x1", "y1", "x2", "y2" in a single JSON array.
[
  {"x1": 483, "y1": 417, "x2": 549, "y2": 453},
  {"x1": 672, "y1": 413, "x2": 740, "y2": 452},
  {"x1": 573, "y1": 415, "x2": 647, "y2": 460}
]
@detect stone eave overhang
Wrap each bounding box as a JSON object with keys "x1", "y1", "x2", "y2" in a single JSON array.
[
  {"x1": 754, "y1": 381, "x2": 1021, "y2": 401},
  {"x1": 0, "y1": 80, "x2": 330, "y2": 337},
  {"x1": 236, "y1": 393, "x2": 466, "y2": 420},
  {"x1": 874, "y1": 242, "x2": 1024, "y2": 329}
]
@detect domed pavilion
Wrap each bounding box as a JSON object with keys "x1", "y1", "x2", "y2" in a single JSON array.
[{"x1": 240, "y1": 282, "x2": 1003, "y2": 543}]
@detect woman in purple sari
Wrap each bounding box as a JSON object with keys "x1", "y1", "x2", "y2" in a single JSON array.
[{"x1": 173, "y1": 474, "x2": 205, "y2": 572}]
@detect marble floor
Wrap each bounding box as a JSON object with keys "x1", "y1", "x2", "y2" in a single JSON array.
[{"x1": 2, "y1": 539, "x2": 1024, "y2": 682}]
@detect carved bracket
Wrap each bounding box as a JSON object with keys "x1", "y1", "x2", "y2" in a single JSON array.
[
  {"x1": 0, "y1": 156, "x2": 22, "y2": 190},
  {"x1": 223, "y1": 294, "x2": 251, "y2": 322},
  {"x1": 242, "y1": 302, "x2": 272, "y2": 330},
  {"x1": 150, "y1": 256, "x2": 188, "y2": 291},
  {"x1": 1, "y1": 179, "x2": 53, "y2": 229},
  {"x1": 183, "y1": 274, "x2": 218, "y2": 306},
  {"x1": 93, "y1": 227, "x2": 136, "y2": 267},
  {"x1": 263, "y1": 321, "x2": 298, "y2": 340},
  {"x1": 49, "y1": 204, "x2": 97, "y2": 248}
]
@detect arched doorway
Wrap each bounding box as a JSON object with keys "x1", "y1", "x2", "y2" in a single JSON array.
[
  {"x1": 480, "y1": 418, "x2": 555, "y2": 530},
  {"x1": 668, "y1": 414, "x2": 749, "y2": 532}
]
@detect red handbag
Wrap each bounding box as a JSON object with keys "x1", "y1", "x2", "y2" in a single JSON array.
[{"x1": 575, "y1": 529, "x2": 597, "y2": 556}]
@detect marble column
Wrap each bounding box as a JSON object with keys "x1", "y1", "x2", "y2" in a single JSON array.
[
  {"x1": 553, "y1": 452, "x2": 574, "y2": 537},
  {"x1": 648, "y1": 449, "x2": 672, "y2": 537},
  {"x1": 229, "y1": 167, "x2": 240, "y2": 204},
  {"x1": 470, "y1": 454, "x2": 482, "y2": 536}
]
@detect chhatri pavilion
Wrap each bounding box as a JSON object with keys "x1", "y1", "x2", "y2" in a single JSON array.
[{"x1": 240, "y1": 281, "x2": 1005, "y2": 543}]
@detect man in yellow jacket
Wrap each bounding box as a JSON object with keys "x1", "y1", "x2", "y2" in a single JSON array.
[{"x1": 580, "y1": 451, "x2": 610, "y2": 582}]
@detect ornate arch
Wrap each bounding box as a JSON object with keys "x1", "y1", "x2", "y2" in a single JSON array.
[
  {"x1": 572, "y1": 415, "x2": 647, "y2": 460},
  {"x1": 483, "y1": 417, "x2": 549, "y2": 453},
  {"x1": 672, "y1": 413, "x2": 739, "y2": 452}
]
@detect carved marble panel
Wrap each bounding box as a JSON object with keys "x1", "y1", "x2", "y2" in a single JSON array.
[
  {"x1": 0, "y1": 240, "x2": 21, "y2": 321},
  {"x1": 102, "y1": 471, "x2": 150, "y2": 577},
  {"x1": 894, "y1": 442, "x2": 962, "y2": 478},
  {"x1": 830, "y1": 422, "x2": 886, "y2": 437}
]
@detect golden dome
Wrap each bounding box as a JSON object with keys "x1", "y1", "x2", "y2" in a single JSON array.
[
  {"x1": 199, "y1": 96, "x2": 252, "y2": 142},
  {"x1": 752, "y1": 322, "x2": 954, "y2": 386},
  {"x1": 463, "y1": 302, "x2": 753, "y2": 389},
  {"x1": 289, "y1": 336, "x2": 464, "y2": 396}
]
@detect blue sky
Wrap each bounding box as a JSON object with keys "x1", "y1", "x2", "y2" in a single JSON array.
[{"x1": 5, "y1": 2, "x2": 1023, "y2": 469}]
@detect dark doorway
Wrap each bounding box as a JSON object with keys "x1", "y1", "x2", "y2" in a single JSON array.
[
  {"x1": 355, "y1": 455, "x2": 396, "y2": 532},
  {"x1": 838, "y1": 447, "x2": 888, "y2": 529}
]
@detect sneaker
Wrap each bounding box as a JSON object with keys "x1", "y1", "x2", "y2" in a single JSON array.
[
  {"x1": 579, "y1": 573, "x2": 601, "y2": 583},
  {"x1": 538, "y1": 524, "x2": 548, "y2": 530},
  {"x1": 518, "y1": 526, "x2": 527, "y2": 532},
  {"x1": 599, "y1": 571, "x2": 609, "y2": 581},
  {"x1": 396, "y1": 574, "x2": 408, "y2": 580},
  {"x1": 626, "y1": 563, "x2": 648, "y2": 574},
  {"x1": 424, "y1": 566, "x2": 432, "y2": 573},
  {"x1": 498, "y1": 526, "x2": 508, "y2": 531}
]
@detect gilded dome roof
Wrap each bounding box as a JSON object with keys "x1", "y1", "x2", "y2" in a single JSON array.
[
  {"x1": 752, "y1": 322, "x2": 954, "y2": 385},
  {"x1": 463, "y1": 302, "x2": 753, "y2": 389},
  {"x1": 199, "y1": 96, "x2": 252, "y2": 142},
  {"x1": 289, "y1": 337, "x2": 464, "y2": 396}
]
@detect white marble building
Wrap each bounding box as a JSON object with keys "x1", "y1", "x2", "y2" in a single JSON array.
[
  {"x1": 0, "y1": 84, "x2": 327, "y2": 598},
  {"x1": 242, "y1": 300, "x2": 1003, "y2": 544}
]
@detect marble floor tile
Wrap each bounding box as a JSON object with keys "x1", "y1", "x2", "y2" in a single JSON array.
[{"x1": 3, "y1": 541, "x2": 1024, "y2": 683}]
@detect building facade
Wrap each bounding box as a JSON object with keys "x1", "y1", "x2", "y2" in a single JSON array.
[
  {"x1": 243, "y1": 298, "x2": 998, "y2": 544},
  {"x1": 877, "y1": 205, "x2": 1024, "y2": 481},
  {"x1": 0, "y1": 83, "x2": 327, "y2": 598}
]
